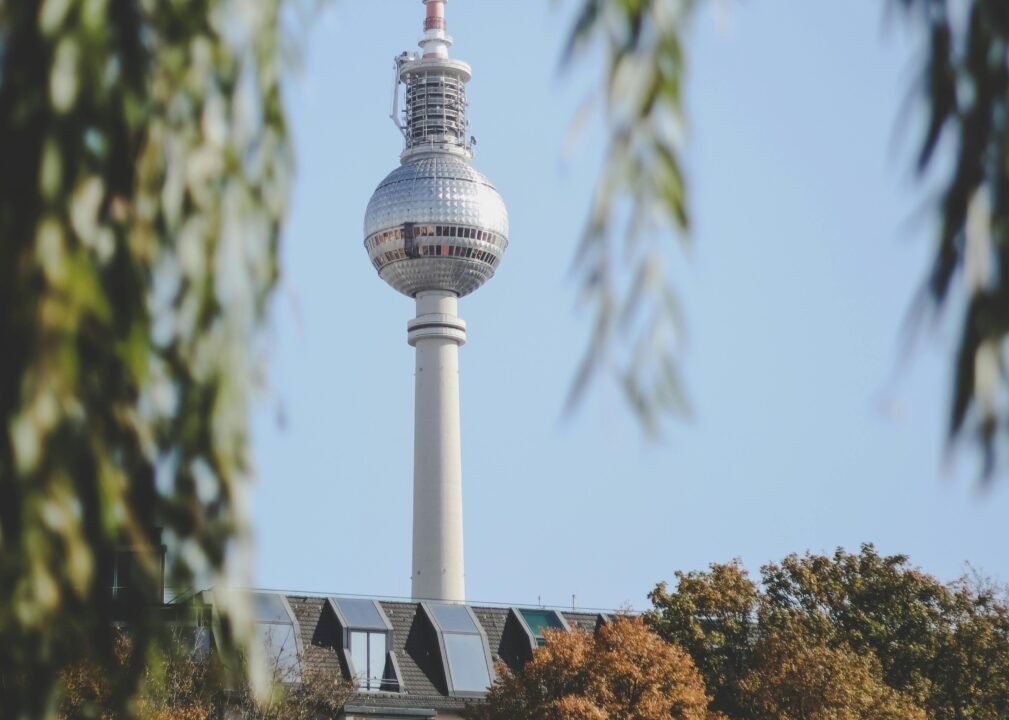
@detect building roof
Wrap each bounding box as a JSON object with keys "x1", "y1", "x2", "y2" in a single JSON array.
[{"x1": 279, "y1": 594, "x2": 610, "y2": 715}]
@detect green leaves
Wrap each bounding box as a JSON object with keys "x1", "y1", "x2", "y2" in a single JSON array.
[
  {"x1": 566, "y1": 0, "x2": 1009, "y2": 477},
  {"x1": 896, "y1": 0, "x2": 1009, "y2": 479},
  {"x1": 468, "y1": 616, "x2": 720, "y2": 720},
  {"x1": 564, "y1": 0, "x2": 696, "y2": 436},
  {"x1": 0, "y1": 0, "x2": 293, "y2": 715},
  {"x1": 646, "y1": 561, "x2": 759, "y2": 718}
]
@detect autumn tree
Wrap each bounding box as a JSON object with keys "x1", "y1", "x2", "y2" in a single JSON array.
[
  {"x1": 646, "y1": 562, "x2": 759, "y2": 718},
  {"x1": 738, "y1": 627, "x2": 925, "y2": 720},
  {"x1": 59, "y1": 631, "x2": 215, "y2": 720},
  {"x1": 760, "y1": 545, "x2": 1009, "y2": 720},
  {"x1": 647, "y1": 545, "x2": 1009, "y2": 720},
  {"x1": 467, "y1": 616, "x2": 722, "y2": 720}
]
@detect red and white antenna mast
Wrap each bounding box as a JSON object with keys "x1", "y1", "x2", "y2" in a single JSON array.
[{"x1": 421, "y1": 0, "x2": 450, "y2": 59}]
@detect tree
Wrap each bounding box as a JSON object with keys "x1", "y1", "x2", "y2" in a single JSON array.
[
  {"x1": 646, "y1": 562, "x2": 759, "y2": 718},
  {"x1": 646, "y1": 545, "x2": 1009, "y2": 720},
  {"x1": 760, "y1": 545, "x2": 1009, "y2": 720},
  {"x1": 467, "y1": 616, "x2": 723, "y2": 720},
  {"x1": 0, "y1": 1, "x2": 292, "y2": 717},
  {"x1": 60, "y1": 631, "x2": 214, "y2": 720},
  {"x1": 566, "y1": 0, "x2": 1009, "y2": 478},
  {"x1": 738, "y1": 627, "x2": 925, "y2": 720}
]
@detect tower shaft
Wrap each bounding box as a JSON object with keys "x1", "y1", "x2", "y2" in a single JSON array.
[{"x1": 408, "y1": 290, "x2": 466, "y2": 602}]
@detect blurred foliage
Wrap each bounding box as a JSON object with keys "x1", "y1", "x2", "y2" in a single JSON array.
[
  {"x1": 568, "y1": 0, "x2": 1009, "y2": 476},
  {"x1": 895, "y1": 0, "x2": 1009, "y2": 477},
  {"x1": 563, "y1": 0, "x2": 696, "y2": 436},
  {"x1": 0, "y1": 0, "x2": 292, "y2": 716},
  {"x1": 60, "y1": 631, "x2": 215, "y2": 720},
  {"x1": 58, "y1": 628, "x2": 353, "y2": 719},
  {"x1": 466, "y1": 616, "x2": 723, "y2": 720},
  {"x1": 647, "y1": 544, "x2": 1009, "y2": 719}
]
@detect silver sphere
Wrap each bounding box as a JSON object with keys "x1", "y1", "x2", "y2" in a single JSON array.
[{"x1": 364, "y1": 155, "x2": 509, "y2": 298}]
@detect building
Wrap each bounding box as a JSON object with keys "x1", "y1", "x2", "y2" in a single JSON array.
[{"x1": 245, "y1": 590, "x2": 611, "y2": 720}]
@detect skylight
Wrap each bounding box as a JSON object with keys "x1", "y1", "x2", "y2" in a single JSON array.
[
  {"x1": 431, "y1": 602, "x2": 479, "y2": 633},
  {"x1": 518, "y1": 608, "x2": 567, "y2": 647},
  {"x1": 424, "y1": 602, "x2": 493, "y2": 695},
  {"x1": 249, "y1": 592, "x2": 303, "y2": 683},
  {"x1": 253, "y1": 593, "x2": 293, "y2": 623},
  {"x1": 333, "y1": 597, "x2": 388, "y2": 630}
]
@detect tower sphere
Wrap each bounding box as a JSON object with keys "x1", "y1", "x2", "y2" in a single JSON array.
[{"x1": 364, "y1": 155, "x2": 509, "y2": 298}]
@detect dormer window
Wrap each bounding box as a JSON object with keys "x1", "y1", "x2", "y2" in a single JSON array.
[
  {"x1": 517, "y1": 609, "x2": 569, "y2": 647},
  {"x1": 330, "y1": 597, "x2": 400, "y2": 692},
  {"x1": 422, "y1": 602, "x2": 494, "y2": 696},
  {"x1": 250, "y1": 593, "x2": 304, "y2": 683}
]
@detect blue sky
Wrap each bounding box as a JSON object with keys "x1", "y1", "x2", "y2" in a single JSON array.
[{"x1": 248, "y1": 0, "x2": 1006, "y2": 610}]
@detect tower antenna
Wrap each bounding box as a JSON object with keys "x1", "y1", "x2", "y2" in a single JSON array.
[{"x1": 421, "y1": 0, "x2": 450, "y2": 59}]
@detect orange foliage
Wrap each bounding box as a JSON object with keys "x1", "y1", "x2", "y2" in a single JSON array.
[
  {"x1": 468, "y1": 616, "x2": 723, "y2": 720},
  {"x1": 59, "y1": 632, "x2": 211, "y2": 720},
  {"x1": 738, "y1": 628, "x2": 926, "y2": 720}
]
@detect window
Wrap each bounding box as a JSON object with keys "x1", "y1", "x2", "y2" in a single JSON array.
[
  {"x1": 109, "y1": 550, "x2": 137, "y2": 600},
  {"x1": 423, "y1": 602, "x2": 494, "y2": 695},
  {"x1": 166, "y1": 622, "x2": 212, "y2": 660},
  {"x1": 330, "y1": 598, "x2": 399, "y2": 692},
  {"x1": 517, "y1": 609, "x2": 568, "y2": 647},
  {"x1": 350, "y1": 630, "x2": 386, "y2": 691},
  {"x1": 249, "y1": 593, "x2": 303, "y2": 683},
  {"x1": 104, "y1": 547, "x2": 164, "y2": 608}
]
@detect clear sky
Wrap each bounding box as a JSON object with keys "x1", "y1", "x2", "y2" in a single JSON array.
[{"x1": 248, "y1": 0, "x2": 1007, "y2": 611}]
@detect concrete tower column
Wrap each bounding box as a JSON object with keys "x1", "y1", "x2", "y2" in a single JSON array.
[{"x1": 407, "y1": 290, "x2": 466, "y2": 602}]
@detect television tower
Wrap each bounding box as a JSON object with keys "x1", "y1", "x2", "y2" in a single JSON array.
[{"x1": 363, "y1": 0, "x2": 508, "y2": 603}]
